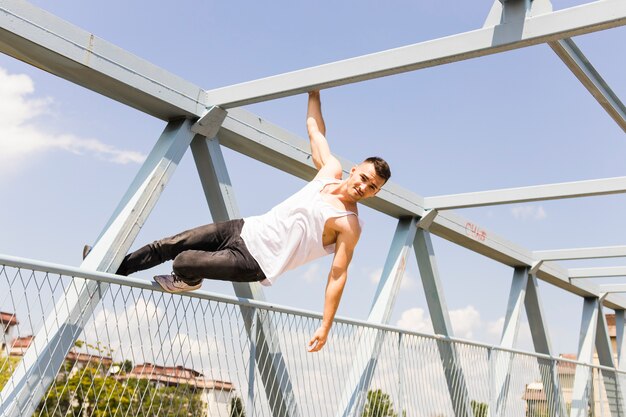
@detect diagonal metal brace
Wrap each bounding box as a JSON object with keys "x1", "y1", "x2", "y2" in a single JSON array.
[
  {"x1": 191, "y1": 135, "x2": 300, "y2": 417},
  {"x1": 416, "y1": 209, "x2": 438, "y2": 230},
  {"x1": 191, "y1": 106, "x2": 228, "y2": 138}
]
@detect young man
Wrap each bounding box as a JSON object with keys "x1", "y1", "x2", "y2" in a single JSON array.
[{"x1": 110, "y1": 91, "x2": 390, "y2": 351}]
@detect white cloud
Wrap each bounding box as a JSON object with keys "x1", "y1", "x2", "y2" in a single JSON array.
[
  {"x1": 396, "y1": 305, "x2": 482, "y2": 339},
  {"x1": 0, "y1": 67, "x2": 145, "y2": 177},
  {"x1": 85, "y1": 297, "x2": 221, "y2": 368},
  {"x1": 510, "y1": 205, "x2": 547, "y2": 221},
  {"x1": 368, "y1": 266, "x2": 417, "y2": 290},
  {"x1": 449, "y1": 305, "x2": 481, "y2": 338},
  {"x1": 396, "y1": 307, "x2": 433, "y2": 333}
]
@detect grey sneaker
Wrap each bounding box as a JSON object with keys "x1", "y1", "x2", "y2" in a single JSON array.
[{"x1": 154, "y1": 274, "x2": 202, "y2": 293}]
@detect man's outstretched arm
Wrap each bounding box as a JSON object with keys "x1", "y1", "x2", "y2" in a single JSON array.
[
  {"x1": 308, "y1": 223, "x2": 359, "y2": 352},
  {"x1": 307, "y1": 91, "x2": 342, "y2": 179}
]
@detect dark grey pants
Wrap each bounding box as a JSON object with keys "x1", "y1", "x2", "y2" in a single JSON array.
[{"x1": 116, "y1": 219, "x2": 266, "y2": 285}]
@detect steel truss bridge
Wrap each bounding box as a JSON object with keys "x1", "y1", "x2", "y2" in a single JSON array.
[{"x1": 2, "y1": 0, "x2": 626, "y2": 416}]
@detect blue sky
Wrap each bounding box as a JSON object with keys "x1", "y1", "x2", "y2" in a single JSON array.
[{"x1": 1, "y1": 0, "x2": 626, "y2": 355}]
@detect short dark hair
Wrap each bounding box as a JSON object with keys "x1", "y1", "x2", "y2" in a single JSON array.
[{"x1": 363, "y1": 156, "x2": 391, "y2": 183}]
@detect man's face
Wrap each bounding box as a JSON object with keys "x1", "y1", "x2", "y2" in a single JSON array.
[{"x1": 347, "y1": 162, "x2": 386, "y2": 202}]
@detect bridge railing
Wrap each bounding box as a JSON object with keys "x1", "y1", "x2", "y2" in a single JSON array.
[{"x1": 0, "y1": 254, "x2": 622, "y2": 417}]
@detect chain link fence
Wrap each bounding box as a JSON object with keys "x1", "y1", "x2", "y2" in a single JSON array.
[{"x1": 0, "y1": 255, "x2": 623, "y2": 417}]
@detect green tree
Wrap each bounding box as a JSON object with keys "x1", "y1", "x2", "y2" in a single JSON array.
[
  {"x1": 362, "y1": 389, "x2": 397, "y2": 417},
  {"x1": 37, "y1": 366, "x2": 205, "y2": 417},
  {"x1": 470, "y1": 400, "x2": 488, "y2": 417},
  {"x1": 230, "y1": 396, "x2": 246, "y2": 417},
  {"x1": 0, "y1": 356, "x2": 22, "y2": 391},
  {"x1": 121, "y1": 359, "x2": 133, "y2": 373},
  {"x1": 111, "y1": 359, "x2": 133, "y2": 374}
]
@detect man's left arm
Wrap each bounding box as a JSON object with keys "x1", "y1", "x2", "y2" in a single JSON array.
[{"x1": 308, "y1": 221, "x2": 360, "y2": 352}]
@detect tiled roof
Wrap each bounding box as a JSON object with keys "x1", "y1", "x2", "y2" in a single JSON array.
[
  {"x1": 66, "y1": 350, "x2": 113, "y2": 366},
  {"x1": 522, "y1": 386, "x2": 547, "y2": 401},
  {"x1": 0, "y1": 312, "x2": 18, "y2": 326},
  {"x1": 10, "y1": 336, "x2": 112, "y2": 365},
  {"x1": 557, "y1": 353, "x2": 576, "y2": 375},
  {"x1": 120, "y1": 363, "x2": 234, "y2": 390},
  {"x1": 11, "y1": 335, "x2": 33, "y2": 348}
]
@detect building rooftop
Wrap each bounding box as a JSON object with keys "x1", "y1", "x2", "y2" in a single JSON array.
[
  {"x1": 11, "y1": 335, "x2": 33, "y2": 349},
  {"x1": 10, "y1": 335, "x2": 113, "y2": 366},
  {"x1": 120, "y1": 363, "x2": 234, "y2": 391},
  {"x1": 0, "y1": 311, "x2": 18, "y2": 326}
]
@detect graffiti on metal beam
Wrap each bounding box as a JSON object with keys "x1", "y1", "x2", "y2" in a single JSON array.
[{"x1": 465, "y1": 222, "x2": 487, "y2": 242}]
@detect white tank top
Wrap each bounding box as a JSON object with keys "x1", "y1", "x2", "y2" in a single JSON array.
[{"x1": 240, "y1": 178, "x2": 361, "y2": 286}]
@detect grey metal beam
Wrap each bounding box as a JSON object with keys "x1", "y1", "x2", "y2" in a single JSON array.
[
  {"x1": 4, "y1": 0, "x2": 626, "y2": 114},
  {"x1": 413, "y1": 230, "x2": 453, "y2": 340},
  {"x1": 191, "y1": 135, "x2": 300, "y2": 417},
  {"x1": 594, "y1": 305, "x2": 622, "y2": 416},
  {"x1": 549, "y1": 37, "x2": 626, "y2": 133},
  {"x1": 424, "y1": 176, "x2": 626, "y2": 210},
  {"x1": 218, "y1": 108, "x2": 425, "y2": 219},
  {"x1": 525, "y1": 273, "x2": 552, "y2": 355},
  {"x1": 0, "y1": 119, "x2": 196, "y2": 417},
  {"x1": 598, "y1": 284, "x2": 626, "y2": 293},
  {"x1": 2, "y1": 0, "x2": 626, "y2": 314},
  {"x1": 618, "y1": 311, "x2": 626, "y2": 364},
  {"x1": 525, "y1": 272, "x2": 568, "y2": 417},
  {"x1": 203, "y1": 0, "x2": 626, "y2": 107},
  {"x1": 0, "y1": 0, "x2": 207, "y2": 120},
  {"x1": 416, "y1": 209, "x2": 438, "y2": 230},
  {"x1": 617, "y1": 310, "x2": 626, "y2": 415},
  {"x1": 368, "y1": 218, "x2": 419, "y2": 324},
  {"x1": 534, "y1": 246, "x2": 626, "y2": 261},
  {"x1": 484, "y1": 0, "x2": 553, "y2": 28},
  {"x1": 494, "y1": 267, "x2": 529, "y2": 415},
  {"x1": 570, "y1": 267, "x2": 626, "y2": 278},
  {"x1": 413, "y1": 229, "x2": 472, "y2": 417},
  {"x1": 218, "y1": 108, "x2": 626, "y2": 310},
  {"x1": 336, "y1": 217, "x2": 418, "y2": 417},
  {"x1": 191, "y1": 106, "x2": 228, "y2": 138},
  {"x1": 396, "y1": 333, "x2": 406, "y2": 417},
  {"x1": 491, "y1": 0, "x2": 626, "y2": 134},
  {"x1": 571, "y1": 297, "x2": 600, "y2": 417}
]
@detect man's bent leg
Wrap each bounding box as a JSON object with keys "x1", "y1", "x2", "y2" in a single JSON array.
[
  {"x1": 172, "y1": 247, "x2": 265, "y2": 284},
  {"x1": 116, "y1": 220, "x2": 241, "y2": 276}
]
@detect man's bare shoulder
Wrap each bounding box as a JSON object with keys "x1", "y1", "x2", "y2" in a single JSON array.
[
  {"x1": 333, "y1": 215, "x2": 361, "y2": 242},
  {"x1": 314, "y1": 156, "x2": 343, "y2": 181}
]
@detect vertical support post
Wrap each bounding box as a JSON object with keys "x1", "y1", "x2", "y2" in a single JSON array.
[
  {"x1": 413, "y1": 229, "x2": 472, "y2": 417},
  {"x1": 494, "y1": 267, "x2": 529, "y2": 416},
  {"x1": 191, "y1": 133, "x2": 299, "y2": 417},
  {"x1": 571, "y1": 297, "x2": 600, "y2": 417},
  {"x1": 617, "y1": 309, "x2": 626, "y2": 414},
  {"x1": 488, "y1": 348, "x2": 496, "y2": 417},
  {"x1": 0, "y1": 119, "x2": 197, "y2": 417},
  {"x1": 397, "y1": 333, "x2": 405, "y2": 417},
  {"x1": 525, "y1": 273, "x2": 567, "y2": 417},
  {"x1": 483, "y1": 0, "x2": 531, "y2": 40},
  {"x1": 368, "y1": 217, "x2": 418, "y2": 323},
  {"x1": 595, "y1": 304, "x2": 622, "y2": 417},
  {"x1": 617, "y1": 310, "x2": 626, "y2": 366},
  {"x1": 335, "y1": 217, "x2": 417, "y2": 417},
  {"x1": 247, "y1": 308, "x2": 258, "y2": 417},
  {"x1": 484, "y1": 0, "x2": 552, "y2": 27}
]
